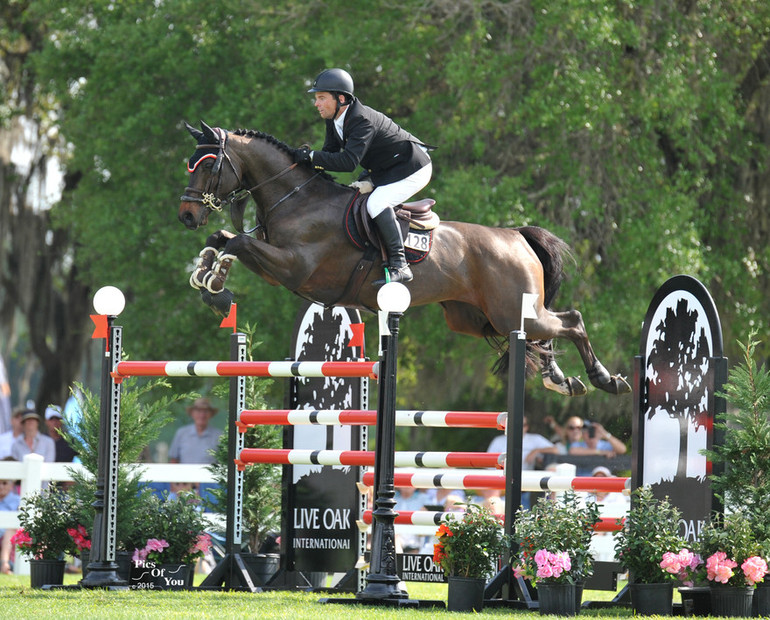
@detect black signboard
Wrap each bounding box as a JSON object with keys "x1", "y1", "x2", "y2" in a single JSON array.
[
  {"x1": 282, "y1": 303, "x2": 367, "y2": 574},
  {"x1": 634, "y1": 275, "x2": 726, "y2": 542}
]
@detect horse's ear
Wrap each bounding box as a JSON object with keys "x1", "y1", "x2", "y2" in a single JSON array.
[
  {"x1": 185, "y1": 121, "x2": 204, "y2": 142},
  {"x1": 200, "y1": 120, "x2": 218, "y2": 143}
]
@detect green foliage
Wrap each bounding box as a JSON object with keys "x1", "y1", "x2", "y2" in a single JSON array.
[
  {"x1": 514, "y1": 492, "x2": 600, "y2": 584},
  {"x1": 613, "y1": 487, "x2": 687, "y2": 584},
  {"x1": 433, "y1": 504, "x2": 508, "y2": 579},
  {"x1": 705, "y1": 332, "x2": 770, "y2": 548},
  {"x1": 5, "y1": 0, "x2": 770, "y2": 434},
  {"x1": 205, "y1": 324, "x2": 281, "y2": 551},
  {"x1": 125, "y1": 491, "x2": 211, "y2": 564},
  {"x1": 61, "y1": 378, "x2": 196, "y2": 550},
  {"x1": 698, "y1": 511, "x2": 765, "y2": 587},
  {"x1": 14, "y1": 485, "x2": 83, "y2": 560}
]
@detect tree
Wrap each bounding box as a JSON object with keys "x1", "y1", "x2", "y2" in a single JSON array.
[
  {"x1": 1, "y1": 0, "x2": 769, "y2": 440},
  {"x1": 0, "y1": 1, "x2": 92, "y2": 412}
]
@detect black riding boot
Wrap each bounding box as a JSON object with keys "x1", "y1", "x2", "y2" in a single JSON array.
[{"x1": 372, "y1": 208, "x2": 413, "y2": 286}]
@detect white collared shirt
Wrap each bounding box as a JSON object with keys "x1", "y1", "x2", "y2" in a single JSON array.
[{"x1": 334, "y1": 106, "x2": 348, "y2": 140}]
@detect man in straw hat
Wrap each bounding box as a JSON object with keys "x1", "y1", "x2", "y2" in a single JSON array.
[
  {"x1": 168, "y1": 398, "x2": 223, "y2": 465},
  {"x1": 11, "y1": 408, "x2": 55, "y2": 463}
]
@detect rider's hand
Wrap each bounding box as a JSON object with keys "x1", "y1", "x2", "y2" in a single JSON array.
[
  {"x1": 292, "y1": 147, "x2": 312, "y2": 165},
  {"x1": 350, "y1": 180, "x2": 374, "y2": 194}
]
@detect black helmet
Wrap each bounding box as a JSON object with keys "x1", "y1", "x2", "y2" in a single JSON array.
[{"x1": 308, "y1": 68, "x2": 354, "y2": 99}]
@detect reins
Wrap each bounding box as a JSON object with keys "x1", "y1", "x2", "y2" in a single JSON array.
[{"x1": 182, "y1": 129, "x2": 320, "y2": 234}]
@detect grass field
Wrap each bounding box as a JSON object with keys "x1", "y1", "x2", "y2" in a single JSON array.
[{"x1": 0, "y1": 573, "x2": 672, "y2": 619}]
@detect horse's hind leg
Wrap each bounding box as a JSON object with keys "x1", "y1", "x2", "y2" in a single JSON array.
[
  {"x1": 532, "y1": 309, "x2": 631, "y2": 395},
  {"x1": 538, "y1": 340, "x2": 587, "y2": 396}
]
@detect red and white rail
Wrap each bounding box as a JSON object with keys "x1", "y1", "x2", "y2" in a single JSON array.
[
  {"x1": 360, "y1": 510, "x2": 622, "y2": 532},
  {"x1": 237, "y1": 409, "x2": 506, "y2": 430},
  {"x1": 112, "y1": 360, "x2": 379, "y2": 381},
  {"x1": 235, "y1": 448, "x2": 504, "y2": 470},
  {"x1": 360, "y1": 470, "x2": 630, "y2": 493}
]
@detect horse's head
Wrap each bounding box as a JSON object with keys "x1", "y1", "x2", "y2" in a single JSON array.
[{"x1": 178, "y1": 121, "x2": 242, "y2": 230}]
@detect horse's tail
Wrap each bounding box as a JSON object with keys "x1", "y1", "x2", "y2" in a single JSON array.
[
  {"x1": 516, "y1": 225, "x2": 573, "y2": 309},
  {"x1": 491, "y1": 226, "x2": 573, "y2": 378}
]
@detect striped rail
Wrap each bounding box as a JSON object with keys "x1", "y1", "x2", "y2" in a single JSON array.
[
  {"x1": 360, "y1": 510, "x2": 622, "y2": 532},
  {"x1": 237, "y1": 409, "x2": 506, "y2": 430},
  {"x1": 361, "y1": 470, "x2": 630, "y2": 493},
  {"x1": 112, "y1": 360, "x2": 379, "y2": 381},
  {"x1": 235, "y1": 448, "x2": 504, "y2": 470}
]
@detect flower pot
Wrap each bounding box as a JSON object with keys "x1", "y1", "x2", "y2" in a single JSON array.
[
  {"x1": 710, "y1": 585, "x2": 754, "y2": 618},
  {"x1": 242, "y1": 553, "x2": 280, "y2": 587},
  {"x1": 752, "y1": 582, "x2": 770, "y2": 617},
  {"x1": 29, "y1": 559, "x2": 66, "y2": 589},
  {"x1": 679, "y1": 586, "x2": 711, "y2": 616},
  {"x1": 447, "y1": 575, "x2": 486, "y2": 612},
  {"x1": 630, "y1": 582, "x2": 673, "y2": 616},
  {"x1": 537, "y1": 581, "x2": 577, "y2": 616}
]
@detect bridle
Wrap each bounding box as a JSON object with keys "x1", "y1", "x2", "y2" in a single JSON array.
[{"x1": 180, "y1": 128, "x2": 321, "y2": 233}]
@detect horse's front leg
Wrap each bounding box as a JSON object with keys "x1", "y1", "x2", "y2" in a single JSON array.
[{"x1": 189, "y1": 230, "x2": 235, "y2": 293}]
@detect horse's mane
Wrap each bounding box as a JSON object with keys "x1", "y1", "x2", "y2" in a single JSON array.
[{"x1": 232, "y1": 128, "x2": 344, "y2": 186}]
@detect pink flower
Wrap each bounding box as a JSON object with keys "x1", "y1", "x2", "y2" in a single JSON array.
[
  {"x1": 132, "y1": 547, "x2": 148, "y2": 564},
  {"x1": 742, "y1": 556, "x2": 768, "y2": 586},
  {"x1": 188, "y1": 533, "x2": 212, "y2": 557},
  {"x1": 513, "y1": 563, "x2": 527, "y2": 579},
  {"x1": 537, "y1": 562, "x2": 554, "y2": 579},
  {"x1": 533, "y1": 549, "x2": 572, "y2": 580},
  {"x1": 145, "y1": 538, "x2": 169, "y2": 553},
  {"x1": 10, "y1": 529, "x2": 32, "y2": 548},
  {"x1": 706, "y1": 552, "x2": 738, "y2": 584}
]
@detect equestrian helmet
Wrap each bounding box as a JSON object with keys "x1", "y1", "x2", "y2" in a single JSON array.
[{"x1": 308, "y1": 68, "x2": 354, "y2": 99}]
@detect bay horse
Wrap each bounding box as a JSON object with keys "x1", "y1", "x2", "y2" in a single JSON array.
[{"x1": 178, "y1": 121, "x2": 630, "y2": 397}]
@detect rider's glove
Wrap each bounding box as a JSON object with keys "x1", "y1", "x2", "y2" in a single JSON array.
[
  {"x1": 349, "y1": 180, "x2": 374, "y2": 194},
  {"x1": 292, "y1": 146, "x2": 312, "y2": 165}
]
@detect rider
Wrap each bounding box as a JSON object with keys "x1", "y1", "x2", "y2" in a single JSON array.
[{"x1": 293, "y1": 68, "x2": 433, "y2": 285}]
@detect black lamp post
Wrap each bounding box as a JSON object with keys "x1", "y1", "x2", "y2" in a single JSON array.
[
  {"x1": 357, "y1": 282, "x2": 412, "y2": 603},
  {"x1": 81, "y1": 286, "x2": 128, "y2": 589}
]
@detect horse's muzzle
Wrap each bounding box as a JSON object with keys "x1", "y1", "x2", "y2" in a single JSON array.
[{"x1": 178, "y1": 202, "x2": 208, "y2": 230}]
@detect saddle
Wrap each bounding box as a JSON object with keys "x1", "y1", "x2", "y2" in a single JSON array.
[{"x1": 344, "y1": 193, "x2": 440, "y2": 262}]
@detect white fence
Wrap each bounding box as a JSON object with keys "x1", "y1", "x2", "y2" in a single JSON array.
[{"x1": 0, "y1": 454, "x2": 216, "y2": 575}]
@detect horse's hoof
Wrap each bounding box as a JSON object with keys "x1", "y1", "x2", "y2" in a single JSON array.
[
  {"x1": 543, "y1": 375, "x2": 587, "y2": 397},
  {"x1": 607, "y1": 375, "x2": 631, "y2": 395},
  {"x1": 200, "y1": 288, "x2": 234, "y2": 318}
]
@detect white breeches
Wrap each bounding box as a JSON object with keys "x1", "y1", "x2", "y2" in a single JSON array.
[{"x1": 365, "y1": 163, "x2": 433, "y2": 218}]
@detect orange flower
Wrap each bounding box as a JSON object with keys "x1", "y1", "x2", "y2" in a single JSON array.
[{"x1": 436, "y1": 523, "x2": 454, "y2": 538}]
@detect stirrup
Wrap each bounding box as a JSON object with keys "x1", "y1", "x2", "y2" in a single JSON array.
[{"x1": 373, "y1": 265, "x2": 413, "y2": 287}]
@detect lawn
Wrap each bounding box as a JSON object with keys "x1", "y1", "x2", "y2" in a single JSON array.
[{"x1": 0, "y1": 573, "x2": 649, "y2": 619}]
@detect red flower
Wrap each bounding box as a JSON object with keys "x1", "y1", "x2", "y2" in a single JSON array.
[{"x1": 435, "y1": 524, "x2": 454, "y2": 539}]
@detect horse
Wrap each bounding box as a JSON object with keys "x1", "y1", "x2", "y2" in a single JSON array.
[{"x1": 178, "y1": 121, "x2": 630, "y2": 397}]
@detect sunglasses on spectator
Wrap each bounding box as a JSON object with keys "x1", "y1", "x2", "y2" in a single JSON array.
[{"x1": 567, "y1": 425, "x2": 583, "y2": 430}]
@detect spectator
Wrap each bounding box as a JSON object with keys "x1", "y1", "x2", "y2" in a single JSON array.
[
  {"x1": 45, "y1": 406, "x2": 78, "y2": 463},
  {"x1": 168, "y1": 398, "x2": 223, "y2": 464},
  {"x1": 488, "y1": 416, "x2": 557, "y2": 509},
  {"x1": 11, "y1": 410, "x2": 55, "y2": 463},
  {"x1": 554, "y1": 416, "x2": 588, "y2": 454},
  {"x1": 0, "y1": 408, "x2": 24, "y2": 460},
  {"x1": 488, "y1": 416, "x2": 558, "y2": 471},
  {"x1": 0, "y1": 466, "x2": 20, "y2": 575},
  {"x1": 568, "y1": 420, "x2": 627, "y2": 458}
]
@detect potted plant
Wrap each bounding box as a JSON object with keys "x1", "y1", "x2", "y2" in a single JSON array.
[
  {"x1": 704, "y1": 332, "x2": 770, "y2": 616},
  {"x1": 10, "y1": 484, "x2": 90, "y2": 587},
  {"x1": 127, "y1": 490, "x2": 213, "y2": 590},
  {"x1": 433, "y1": 503, "x2": 508, "y2": 612},
  {"x1": 62, "y1": 377, "x2": 195, "y2": 578},
  {"x1": 612, "y1": 486, "x2": 693, "y2": 615},
  {"x1": 513, "y1": 492, "x2": 600, "y2": 616},
  {"x1": 697, "y1": 511, "x2": 767, "y2": 617},
  {"x1": 205, "y1": 324, "x2": 282, "y2": 585}
]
